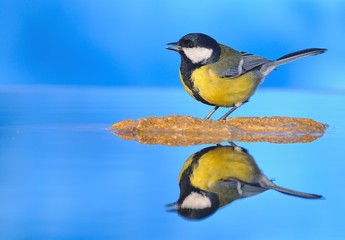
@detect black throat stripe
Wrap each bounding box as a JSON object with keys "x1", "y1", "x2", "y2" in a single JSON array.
[
  {"x1": 178, "y1": 146, "x2": 216, "y2": 201},
  {"x1": 179, "y1": 60, "x2": 213, "y2": 106}
]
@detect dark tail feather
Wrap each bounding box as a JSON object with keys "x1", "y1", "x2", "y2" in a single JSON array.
[
  {"x1": 271, "y1": 185, "x2": 323, "y2": 199},
  {"x1": 276, "y1": 48, "x2": 327, "y2": 62},
  {"x1": 259, "y1": 175, "x2": 323, "y2": 199},
  {"x1": 261, "y1": 48, "x2": 327, "y2": 76}
]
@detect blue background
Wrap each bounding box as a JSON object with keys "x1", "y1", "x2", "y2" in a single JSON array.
[
  {"x1": 0, "y1": 0, "x2": 343, "y2": 89},
  {"x1": 1, "y1": 1, "x2": 345, "y2": 239}
]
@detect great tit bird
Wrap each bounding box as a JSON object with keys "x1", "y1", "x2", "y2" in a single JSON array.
[
  {"x1": 167, "y1": 33, "x2": 327, "y2": 120},
  {"x1": 167, "y1": 144, "x2": 322, "y2": 220}
]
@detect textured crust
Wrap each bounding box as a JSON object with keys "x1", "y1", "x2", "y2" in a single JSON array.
[{"x1": 111, "y1": 115, "x2": 327, "y2": 146}]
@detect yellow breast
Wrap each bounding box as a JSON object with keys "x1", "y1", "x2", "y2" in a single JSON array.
[{"x1": 187, "y1": 67, "x2": 261, "y2": 107}]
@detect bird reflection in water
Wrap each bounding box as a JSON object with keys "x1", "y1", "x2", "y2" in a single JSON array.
[{"x1": 167, "y1": 143, "x2": 322, "y2": 220}]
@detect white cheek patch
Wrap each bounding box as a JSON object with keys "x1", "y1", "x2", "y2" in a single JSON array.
[
  {"x1": 182, "y1": 47, "x2": 213, "y2": 64},
  {"x1": 181, "y1": 192, "x2": 211, "y2": 209}
]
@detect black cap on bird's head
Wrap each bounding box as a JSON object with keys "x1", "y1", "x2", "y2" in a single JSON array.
[
  {"x1": 166, "y1": 33, "x2": 218, "y2": 51},
  {"x1": 166, "y1": 190, "x2": 220, "y2": 220},
  {"x1": 167, "y1": 33, "x2": 221, "y2": 65}
]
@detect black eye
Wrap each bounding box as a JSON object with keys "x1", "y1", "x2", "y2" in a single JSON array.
[{"x1": 182, "y1": 39, "x2": 194, "y2": 48}]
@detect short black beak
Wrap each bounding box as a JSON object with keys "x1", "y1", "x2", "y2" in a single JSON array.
[
  {"x1": 166, "y1": 42, "x2": 181, "y2": 51},
  {"x1": 165, "y1": 202, "x2": 179, "y2": 212}
]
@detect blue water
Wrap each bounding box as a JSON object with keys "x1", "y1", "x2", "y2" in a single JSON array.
[{"x1": 0, "y1": 86, "x2": 344, "y2": 239}]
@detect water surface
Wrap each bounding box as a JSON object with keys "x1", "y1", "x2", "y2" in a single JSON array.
[{"x1": 0, "y1": 86, "x2": 344, "y2": 239}]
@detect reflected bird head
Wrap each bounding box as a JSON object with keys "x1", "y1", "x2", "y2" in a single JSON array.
[{"x1": 165, "y1": 190, "x2": 220, "y2": 220}]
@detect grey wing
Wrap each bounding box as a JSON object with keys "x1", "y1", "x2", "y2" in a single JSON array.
[
  {"x1": 221, "y1": 52, "x2": 272, "y2": 78},
  {"x1": 219, "y1": 178, "x2": 268, "y2": 198}
]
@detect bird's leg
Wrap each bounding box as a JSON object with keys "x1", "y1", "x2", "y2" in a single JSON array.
[
  {"x1": 218, "y1": 106, "x2": 238, "y2": 120},
  {"x1": 228, "y1": 141, "x2": 239, "y2": 148},
  {"x1": 218, "y1": 103, "x2": 243, "y2": 120},
  {"x1": 228, "y1": 141, "x2": 243, "y2": 152},
  {"x1": 204, "y1": 106, "x2": 219, "y2": 119}
]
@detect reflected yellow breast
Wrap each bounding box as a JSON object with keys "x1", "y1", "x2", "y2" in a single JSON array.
[{"x1": 190, "y1": 147, "x2": 260, "y2": 190}]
